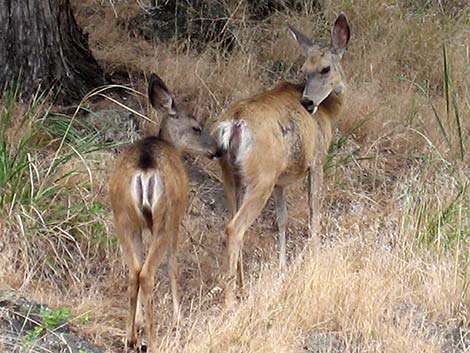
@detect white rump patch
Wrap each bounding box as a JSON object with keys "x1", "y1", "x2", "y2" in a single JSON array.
[
  {"x1": 216, "y1": 120, "x2": 236, "y2": 151},
  {"x1": 216, "y1": 120, "x2": 252, "y2": 167},
  {"x1": 130, "y1": 172, "x2": 164, "y2": 214}
]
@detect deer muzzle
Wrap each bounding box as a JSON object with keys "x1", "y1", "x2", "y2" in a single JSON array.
[{"x1": 300, "y1": 97, "x2": 318, "y2": 115}]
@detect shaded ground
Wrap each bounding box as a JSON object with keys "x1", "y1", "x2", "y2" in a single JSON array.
[{"x1": 0, "y1": 289, "x2": 104, "y2": 353}]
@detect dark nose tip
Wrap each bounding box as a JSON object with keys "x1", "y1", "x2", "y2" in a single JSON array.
[
  {"x1": 300, "y1": 97, "x2": 316, "y2": 114},
  {"x1": 209, "y1": 148, "x2": 223, "y2": 160}
]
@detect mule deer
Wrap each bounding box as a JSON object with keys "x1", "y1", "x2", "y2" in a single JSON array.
[
  {"x1": 110, "y1": 73, "x2": 220, "y2": 351},
  {"x1": 216, "y1": 14, "x2": 351, "y2": 304}
]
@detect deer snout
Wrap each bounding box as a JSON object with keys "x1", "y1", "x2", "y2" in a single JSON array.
[
  {"x1": 300, "y1": 97, "x2": 318, "y2": 114},
  {"x1": 208, "y1": 148, "x2": 223, "y2": 160},
  {"x1": 206, "y1": 139, "x2": 222, "y2": 160}
]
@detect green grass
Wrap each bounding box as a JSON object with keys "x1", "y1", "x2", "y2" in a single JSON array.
[
  {"x1": 396, "y1": 45, "x2": 469, "y2": 162},
  {"x1": 0, "y1": 87, "x2": 118, "y2": 285},
  {"x1": 0, "y1": 87, "x2": 42, "y2": 209},
  {"x1": 0, "y1": 89, "x2": 112, "y2": 211},
  {"x1": 399, "y1": 157, "x2": 469, "y2": 251},
  {"x1": 324, "y1": 114, "x2": 373, "y2": 173}
]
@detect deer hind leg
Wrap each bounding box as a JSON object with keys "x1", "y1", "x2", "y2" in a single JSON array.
[
  {"x1": 167, "y1": 216, "x2": 182, "y2": 327},
  {"x1": 233, "y1": 175, "x2": 244, "y2": 288},
  {"x1": 115, "y1": 220, "x2": 142, "y2": 350},
  {"x1": 220, "y1": 159, "x2": 236, "y2": 217},
  {"x1": 139, "y1": 213, "x2": 170, "y2": 353},
  {"x1": 220, "y1": 159, "x2": 244, "y2": 218},
  {"x1": 134, "y1": 233, "x2": 145, "y2": 336},
  {"x1": 225, "y1": 179, "x2": 274, "y2": 306},
  {"x1": 273, "y1": 186, "x2": 288, "y2": 271},
  {"x1": 236, "y1": 243, "x2": 245, "y2": 290},
  {"x1": 308, "y1": 161, "x2": 324, "y2": 245},
  {"x1": 221, "y1": 159, "x2": 246, "y2": 289}
]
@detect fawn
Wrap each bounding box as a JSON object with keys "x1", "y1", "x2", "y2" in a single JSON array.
[
  {"x1": 216, "y1": 14, "x2": 351, "y2": 304},
  {"x1": 110, "y1": 73, "x2": 220, "y2": 351}
]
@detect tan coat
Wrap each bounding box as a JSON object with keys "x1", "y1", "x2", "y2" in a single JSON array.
[{"x1": 219, "y1": 82, "x2": 342, "y2": 187}]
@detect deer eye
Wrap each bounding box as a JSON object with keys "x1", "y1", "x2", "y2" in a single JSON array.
[
  {"x1": 320, "y1": 66, "x2": 331, "y2": 75},
  {"x1": 192, "y1": 126, "x2": 202, "y2": 134}
]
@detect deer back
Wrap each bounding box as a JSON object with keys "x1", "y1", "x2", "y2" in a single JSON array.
[{"x1": 110, "y1": 137, "x2": 189, "y2": 231}]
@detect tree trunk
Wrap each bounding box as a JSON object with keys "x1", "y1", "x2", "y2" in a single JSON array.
[{"x1": 0, "y1": 0, "x2": 106, "y2": 103}]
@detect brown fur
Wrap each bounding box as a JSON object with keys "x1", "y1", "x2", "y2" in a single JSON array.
[
  {"x1": 222, "y1": 82, "x2": 342, "y2": 186},
  {"x1": 218, "y1": 14, "x2": 350, "y2": 305},
  {"x1": 110, "y1": 139, "x2": 188, "y2": 233},
  {"x1": 109, "y1": 73, "x2": 218, "y2": 352}
]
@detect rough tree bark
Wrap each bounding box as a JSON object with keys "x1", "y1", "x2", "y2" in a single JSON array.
[{"x1": 0, "y1": 0, "x2": 106, "y2": 103}]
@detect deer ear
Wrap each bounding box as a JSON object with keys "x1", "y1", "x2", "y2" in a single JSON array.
[
  {"x1": 148, "y1": 73, "x2": 177, "y2": 115},
  {"x1": 287, "y1": 23, "x2": 314, "y2": 52},
  {"x1": 331, "y1": 13, "x2": 351, "y2": 57}
]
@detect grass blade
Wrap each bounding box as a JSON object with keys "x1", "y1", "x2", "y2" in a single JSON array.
[
  {"x1": 452, "y1": 93, "x2": 465, "y2": 160},
  {"x1": 396, "y1": 76, "x2": 451, "y2": 148},
  {"x1": 443, "y1": 45, "x2": 451, "y2": 122}
]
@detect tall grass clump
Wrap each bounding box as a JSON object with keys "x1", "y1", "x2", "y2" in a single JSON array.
[
  {"x1": 396, "y1": 44, "x2": 469, "y2": 252},
  {"x1": 0, "y1": 88, "x2": 118, "y2": 290},
  {"x1": 0, "y1": 87, "x2": 46, "y2": 210},
  {"x1": 397, "y1": 45, "x2": 469, "y2": 163}
]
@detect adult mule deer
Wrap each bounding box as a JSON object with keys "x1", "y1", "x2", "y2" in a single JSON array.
[
  {"x1": 110, "y1": 73, "x2": 220, "y2": 351},
  {"x1": 216, "y1": 14, "x2": 351, "y2": 304}
]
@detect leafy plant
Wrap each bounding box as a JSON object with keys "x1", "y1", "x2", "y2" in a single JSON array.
[
  {"x1": 22, "y1": 306, "x2": 72, "y2": 351},
  {"x1": 23, "y1": 325, "x2": 44, "y2": 350},
  {"x1": 40, "y1": 306, "x2": 71, "y2": 330}
]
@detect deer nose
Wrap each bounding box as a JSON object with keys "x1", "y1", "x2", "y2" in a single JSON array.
[
  {"x1": 300, "y1": 97, "x2": 318, "y2": 114},
  {"x1": 208, "y1": 148, "x2": 223, "y2": 160}
]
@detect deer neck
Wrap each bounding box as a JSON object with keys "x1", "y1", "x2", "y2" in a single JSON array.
[
  {"x1": 321, "y1": 82, "x2": 345, "y2": 119},
  {"x1": 157, "y1": 120, "x2": 176, "y2": 148},
  {"x1": 314, "y1": 82, "x2": 345, "y2": 148}
]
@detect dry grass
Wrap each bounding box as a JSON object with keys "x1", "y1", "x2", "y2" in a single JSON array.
[
  {"x1": 1, "y1": 0, "x2": 469, "y2": 352},
  {"x1": 174, "y1": 242, "x2": 466, "y2": 353}
]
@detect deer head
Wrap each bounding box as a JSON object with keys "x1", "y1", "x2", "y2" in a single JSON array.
[
  {"x1": 148, "y1": 73, "x2": 221, "y2": 159},
  {"x1": 288, "y1": 13, "x2": 351, "y2": 114}
]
